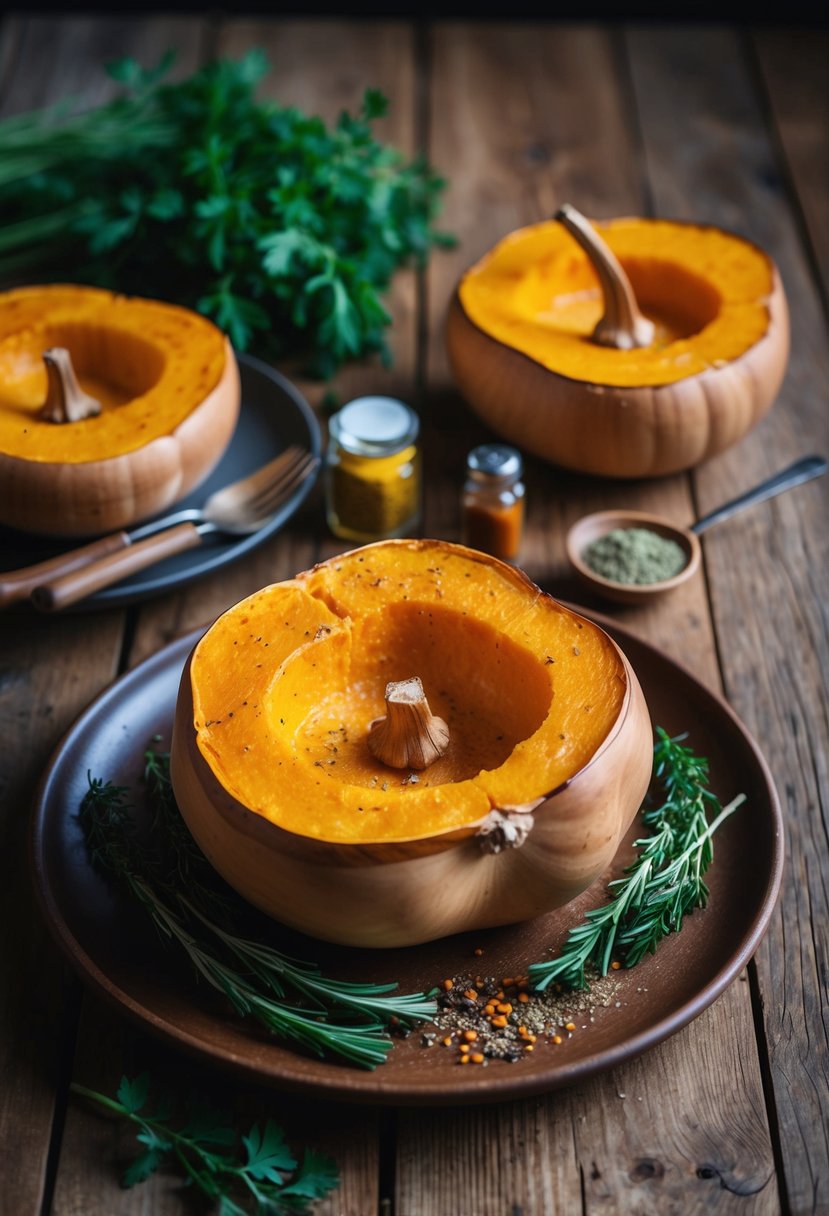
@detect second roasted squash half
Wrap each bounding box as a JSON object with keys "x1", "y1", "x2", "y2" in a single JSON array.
[
  {"x1": 446, "y1": 207, "x2": 789, "y2": 478},
  {"x1": 171, "y1": 540, "x2": 653, "y2": 947},
  {"x1": 0, "y1": 285, "x2": 240, "y2": 535}
]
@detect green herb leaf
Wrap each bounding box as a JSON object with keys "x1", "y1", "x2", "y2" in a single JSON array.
[
  {"x1": 0, "y1": 51, "x2": 452, "y2": 376},
  {"x1": 73, "y1": 1075, "x2": 339, "y2": 1213},
  {"x1": 77, "y1": 748, "x2": 436, "y2": 1070},
  {"x1": 241, "y1": 1119, "x2": 296, "y2": 1182},
  {"x1": 117, "y1": 1073, "x2": 150, "y2": 1114},
  {"x1": 280, "y1": 1148, "x2": 340, "y2": 1200},
  {"x1": 529, "y1": 728, "x2": 746, "y2": 992},
  {"x1": 122, "y1": 1146, "x2": 166, "y2": 1188}
]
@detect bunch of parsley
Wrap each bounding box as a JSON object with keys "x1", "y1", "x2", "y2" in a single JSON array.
[{"x1": 0, "y1": 49, "x2": 453, "y2": 375}]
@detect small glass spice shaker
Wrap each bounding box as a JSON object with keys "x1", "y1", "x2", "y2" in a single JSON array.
[
  {"x1": 461, "y1": 443, "x2": 525, "y2": 562},
  {"x1": 325, "y1": 396, "x2": 421, "y2": 543}
]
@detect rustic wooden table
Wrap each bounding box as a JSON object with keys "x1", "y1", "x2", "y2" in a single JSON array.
[{"x1": 1, "y1": 14, "x2": 827, "y2": 1215}]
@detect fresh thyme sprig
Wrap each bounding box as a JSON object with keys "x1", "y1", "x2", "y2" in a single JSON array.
[
  {"x1": 529, "y1": 728, "x2": 746, "y2": 992},
  {"x1": 79, "y1": 755, "x2": 436, "y2": 1069},
  {"x1": 71, "y1": 1073, "x2": 339, "y2": 1213}
]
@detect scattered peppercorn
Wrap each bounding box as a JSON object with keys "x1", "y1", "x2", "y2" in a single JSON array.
[{"x1": 427, "y1": 968, "x2": 625, "y2": 1065}]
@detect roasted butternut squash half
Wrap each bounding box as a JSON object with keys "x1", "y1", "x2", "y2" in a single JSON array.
[
  {"x1": 0, "y1": 284, "x2": 240, "y2": 535},
  {"x1": 171, "y1": 540, "x2": 652, "y2": 947},
  {"x1": 446, "y1": 207, "x2": 788, "y2": 478}
]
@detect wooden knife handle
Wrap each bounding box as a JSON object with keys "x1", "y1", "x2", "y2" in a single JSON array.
[
  {"x1": 0, "y1": 531, "x2": 130, "y2": 608},
  {"x1": 31, "y1": 523, "x2": 203, "y2": 612}
]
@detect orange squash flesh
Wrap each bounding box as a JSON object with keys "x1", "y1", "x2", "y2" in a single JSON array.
[
  {"x1": 458, "y1": 218, "x2": 776, "y2": 387},
  {"x1": 0, "y1": 285, "x2": 227, "y2": 462},
  {"x1": 190, "y1": 541, "x2": 627, "y2": 844}
]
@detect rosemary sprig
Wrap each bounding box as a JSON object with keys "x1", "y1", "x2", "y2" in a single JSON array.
[
  {"x1": 71, "y1": 1073, "x2": 339, "y2": 1213},
  {"x1": 79, "y1": 755, "x2": 436, "y2": 1069},
  {"x1": 529, "y1": 728, "x2": 746, "y2": 992}
]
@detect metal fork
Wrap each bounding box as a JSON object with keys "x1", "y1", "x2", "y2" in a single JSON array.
[{"x1": 28, "y1": 446, "x2": 319, "y2": 612}]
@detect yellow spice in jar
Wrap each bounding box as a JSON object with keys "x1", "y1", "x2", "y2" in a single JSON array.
[{"x1": 326, "y1": 396, "x2": 421, "y2": 542}]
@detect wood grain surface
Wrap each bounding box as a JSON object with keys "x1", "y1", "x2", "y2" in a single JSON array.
[{"x1": 0, "y1": 14, "x2": 825, "y2": 1216}]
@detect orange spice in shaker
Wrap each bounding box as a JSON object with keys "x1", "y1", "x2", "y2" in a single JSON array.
[{"x1": 461, "y1": 444, "x2": 525, "y2": 562}]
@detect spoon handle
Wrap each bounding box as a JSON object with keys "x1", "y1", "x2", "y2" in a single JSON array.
[{"x1": 691, "y1": 454, "x2": 828, "y2": 536}]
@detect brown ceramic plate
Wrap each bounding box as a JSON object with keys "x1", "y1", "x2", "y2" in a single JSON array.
[{"x1": 30, "y1": 613, "x2": 782, "y2": 1106}]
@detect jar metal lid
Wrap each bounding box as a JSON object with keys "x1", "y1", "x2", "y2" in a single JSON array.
[
  {"x1": 330, "y1": 397, "x2": 419, "y2": 458},
  {"x1": 466, "y1": 443, "x2": 523, "y2": 481}
]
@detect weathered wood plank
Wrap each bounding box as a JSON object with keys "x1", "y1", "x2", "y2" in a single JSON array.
[
  {"x1": 627, "y1": 23, "x2": 829, "y2": 1215},
  {"x1": 0, "y1": 607, "x2": 124, "y2": 1216},
  {"x1": 420, "y1": 20, "x2": 718, "y2": 685},
  {"x1": 8, "y1": 18, "x2": 208, "y2": 1216},
  {"x1": 0, "y1": 17, "x2": 149, "y2": 1214},
  {"x1": 122, "y1": 18, "x2": 422, "y2": 1214},
  {"x1": 395, "y1": 20, "x2": 779, "y2": 1215},
  {"x1": 753, "y1": 29, "x2": 829, "y2": 302},
  {"x1": 129, "y1": 17, "x2": 420, "y2": 669}
]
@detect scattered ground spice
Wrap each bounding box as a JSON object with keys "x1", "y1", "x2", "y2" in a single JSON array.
[{"x1": 423, "y1": 967, "x2": 625, "y2": 1065}]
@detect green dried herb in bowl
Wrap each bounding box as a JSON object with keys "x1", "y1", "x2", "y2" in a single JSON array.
[{"x1": 583, "y1": 527, "x2": 688, "y2": 586}]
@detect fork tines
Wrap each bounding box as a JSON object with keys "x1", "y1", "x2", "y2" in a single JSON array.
[{"x1": 243, "y1": 447, "x2": 319, "y2": 519}]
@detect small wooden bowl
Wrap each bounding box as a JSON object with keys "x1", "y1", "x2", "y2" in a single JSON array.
[{"x1": 566, "y1": 509, "x2": 701, "y2": 605}]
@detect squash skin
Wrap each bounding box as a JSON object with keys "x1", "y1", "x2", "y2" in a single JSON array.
[
  {"x1": 170, "y1": 541, "x2": 653, "y2": 948},
  {"x1": 0, "y1": 339, "x2": 239, "y2": 536},
  {"x1": 445, "y1": 228, "x2": 790, "y2": 479}
]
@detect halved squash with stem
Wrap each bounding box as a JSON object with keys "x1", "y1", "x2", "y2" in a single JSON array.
[
  {"x1": 446, "y1": 205, "x2": 789, "y2": 478},
  {"x1": 0, "y1": 284, "x2": 240, "y2": 535},
  {"x1": 170, "y1": 539, "x2": 652, "y2": 948}
]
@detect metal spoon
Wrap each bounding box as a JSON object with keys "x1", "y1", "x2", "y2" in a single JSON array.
[{"x1": 566, "y1": 454, "x2": 828, "y2": 605}]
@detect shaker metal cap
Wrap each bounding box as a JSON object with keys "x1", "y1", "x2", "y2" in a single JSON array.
[
  {"x1": 330, "y1": 396, "x2": 419, "y2": 458},
  {"x1": 466, "y1": 443, "x2": 523, "y2": 481}
]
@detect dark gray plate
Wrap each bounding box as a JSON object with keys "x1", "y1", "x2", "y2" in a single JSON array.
[
  {"x1": 30, "y1": 612, "x2": 783, "y2": 1105},
  {"x1": 0, "y1": 354, "x2": 321, "y2": 609}
]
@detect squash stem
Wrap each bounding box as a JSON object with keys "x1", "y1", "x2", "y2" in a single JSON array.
[
  {"x1": 40, "y1": 346, "x2": 101, "y2": 423},
  {"x1": 555, "y1": 203, "x2": 654, "y2": 350},
  {"x1": 367, "y1": 676, "x2": 450, "y2": 770}
]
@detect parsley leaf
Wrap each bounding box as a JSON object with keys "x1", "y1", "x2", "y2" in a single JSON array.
[
  {"x1": 0, "y1": 51, "x2": 453, "y2": 376},
  {"x1": 72, "y1": 1075, "x2": 340, "y2": 1213}
]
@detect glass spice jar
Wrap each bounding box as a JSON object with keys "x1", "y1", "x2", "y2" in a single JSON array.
[
  {"x1": 325, "y1": 396, "x2": 421, "y2": 543},
  {"x1": 461, "y1": 443, "x2": 525, "y2": 562}
]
